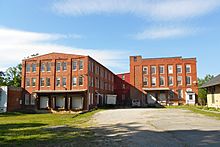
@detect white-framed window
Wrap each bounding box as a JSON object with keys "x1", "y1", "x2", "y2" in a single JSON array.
[
  {"x1": 62, "y1": 62, "x2": 67, "y2": 71},
  {"x1": 168, "y1": 65, "x2": 173, "y2": 74},
  {"x1": 186, "y1": 64, "x2": 191, "y2": 73},
  {"x1": 160, "y1": 76, "x2": 165, "y2": 86},
  {"x1": 56, "y1": 62, "x2": 61, "y2": 72},
  {"x1": 32, "y1": 63, "x2": 36, "y2": 72},
  {"x1": 143, "y1": 66, "x2": 148, "y2": 74},
  {"x1": 41, "y1": 63, "x2": 45, "y2": 72},
  {"x1": 46, "y1": 78, "x2": 50, "y2": 87},
  {"x1": 79, "y1": 76, "x2": 83, "y2": 86},
  {"x1": 177, "y1": 65, "x2": 182, "y2": 73},
  {"x1": 151, "y1": 77, "x2": 156, "y2": 86},
  {"x1": 177, "y1": 76, "x2": 182, "y2": 85},
  {"x1": 40, "y1": 78, "x2": 44, "y2": 87},
  {"x1": 186, "y1": 76, "x2": 191, "y2": 85},
  {"x1": 56, "y1": 77, "x2": 60, "y2": 87},
  {"x1": 151, "y1": 66, "x2": 156, "y2": 75},
  {"x1": 178, "y1": 89, "x2": 183, "y2": 99},
  {"x1": 26, "y1": 64, "x2": 30, "y2": 72},
  {"x1": 46, "y1": 62, "x2": 51, "y2": 72},
  {"x1": 72, "y1": 61, "x2": 77, "y2": 71},
  {"x1": 79, "y1": 60, "x2": 83, "y2": 70},
  {"x1": 26, "y1": 78, "x2": 30, "y2": 87},
  {"x1": 32, "y1": 78, "x2": 36, "y2": 87},
  {"x1": 168, "y1": 76, "x2": 173, "y2": 86},
  {"x1": 159, "y1": 66, "x2": 164, "y2": 74},
  {"x1": 72, "y1": 77, "x2": 77, "y2": 86},
  {"x1": 143, "y1": 77, "x2": 148, "y2": 86},
  {"x1": 62, "y1": 77, "x2": 67, "y2": 87}
]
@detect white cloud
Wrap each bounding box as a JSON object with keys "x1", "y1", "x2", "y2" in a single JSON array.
[
  {"x1": 133, "y1": 26, "x2": 198, "y2": 40},
  {"x1": 0, "y1": 27, "x2": 129, "y2": 73},
  {"x1": 52, "y1": 0, "x2": 220, "y2": 21}
]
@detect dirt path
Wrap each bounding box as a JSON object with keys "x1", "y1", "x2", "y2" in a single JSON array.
[{"x1": 90, "y1": 108, "x2": 220, "y2": 147}]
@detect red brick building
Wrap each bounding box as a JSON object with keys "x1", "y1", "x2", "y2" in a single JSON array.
[
  {"x1": 130, "y1": 56, "x2": 198, "y2": 106},
  {"x1": 114, "y1": 73, "x2": 131, "y2": 105},
  {"x1": 21, "y1": 53, "x2": 114, "y2": 111}
]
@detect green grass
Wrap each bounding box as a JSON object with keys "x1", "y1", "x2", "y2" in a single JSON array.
[
  {"x1": 0, "y1": 110, "x2": 101, "y2": 146},
  {"x1": 166, "y1": 105, "x2": 220, "y2": 120}
]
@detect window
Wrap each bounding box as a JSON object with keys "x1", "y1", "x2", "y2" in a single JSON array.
[
  {"x1": 32, "y1": 63, "x2": 36, "y2": 72},
  {"x1": 41, "y1": 63, "x2": 45, "y2": 72},
  {"x1": 134, "y1": 56, "x2": 137, "y2": 62},
  {"x1": 46, "y1": 62, "x2": 51, "y2": 72},
  {"x1": 143, "y1": 77, "x2": 148, "y2": 86},
  {"x1": 62, "y1": 62, "x2": 67, "y2": 71},
  {"x1": 62, "y1": 77, "x2": 67, "y2": 87},
  {"x1": 186, "y1": 76, "x2": 191, "y2": 85},
  {"x1": 56, "y1": 78, "x2": 60, "y2": 87},
  {"x1": 159, "y1": 66, "x2": 164, "y2": 74},
  {"x1": 177, "y1": 65, "x2": 182, "y2": 73},
  {"x1": 151, "y1": 66, "x2": 156, "y2": 74},
  {"x1": 169, "y1": 90, "x2": 174, "y2": 99},
  {"x1": 25, "y1": 94, "x2": 30, "y2": 105},
  {"x1": 72, "y1": 77, "x2": 77, "y2": 86},
  {"x1": 120, "y1": 74, "x2": 124, "y2": 80},
  {"x1": 168, "y1": 76, "x2": 173, "y2": 86},
  {"x1": 143, "y1": 66, "x2": 148, "y2": 74},
  {"x1": 168, "y1": 65, "x2": 173, "y2": 74},
  {"x1": 178, "y1": 89, "x2": 183, "y2": 99},
  {"x1": 177, "y1": 76, "x2": 182, "y2": 85},
  {"x1": 30, "y1": 95, "x2": 35, "y2": 105},
  {"x1": 189, "y1": 95, "x2": 193, "y2": 100},
  {"x1": 79, "y1": 76, "x2": 83, "y2": 86},
  {"x1": 46, "y1": 78, "x2": 50, "y2": 87},
  {"x1": 122, "y1": 84, "x2": 125, "y2": 89},
  {"x1": 96, "y1": 66, "x2": 99, "y2": 75},
  {"x1": 186, "y1": 65, "x2": 191, "y2": 73},
  {"x1": 56, "y1": 62, "x2": 61, "y2": 71},
  {"x1": 151, "y1": 77, "x2": 156, "y2": 86},
  {"x1": 26, "y1": 64, "x2": 30, "y2": 72},
  {"x1": 32, "y1": 78, "x2": 36, "y2": 87},
  {"x1": 79, "y1": 60, "x2": 83, "y2": 70},
  {"x1": 26, "y1": 78, "x2": 30, "y2": 87},
  {"x1": 160, "y1": 76, "x2": 165, "y2": 86},
  {"x1": 72, "y1": 61, "x2": 77, "y2": 71},
  {"x1": 40, "y1": 78, "x2": 44, "y2": 87}
]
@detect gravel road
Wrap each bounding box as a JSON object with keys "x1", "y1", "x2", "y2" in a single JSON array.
[{"x1": 90, "y1": 108, "x2": 220, "y2": 147}]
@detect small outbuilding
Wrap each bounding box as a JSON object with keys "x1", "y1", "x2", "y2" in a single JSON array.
[{"x1": 201, "y1": 74, "x2": 220, "y2": 108}]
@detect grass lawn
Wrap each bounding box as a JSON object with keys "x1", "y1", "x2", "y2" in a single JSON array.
[
  {"x1": 0, "y1": 110, "x2": 101, "y2": 146},
  {"x1": 166, "y1": 105, "x2": 220, "y2": 120}
]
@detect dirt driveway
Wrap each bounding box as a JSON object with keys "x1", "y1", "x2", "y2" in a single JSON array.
[{"x1": 90, "y1": 108, "x2": 220, "y2": 147}]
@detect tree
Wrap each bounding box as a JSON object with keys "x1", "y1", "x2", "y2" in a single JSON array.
[
  {"x1": 198, "y1": 74, "x2": 214, "y2": 105},
  {"x1": 4, "y1": 64, "x2": 22, "y2": 87},
  {"x1": 0, "y1": 71, "x2": 6, "y2": 86}
]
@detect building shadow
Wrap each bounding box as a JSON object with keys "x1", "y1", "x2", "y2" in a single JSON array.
[{"x1": 1, "y1": 121, "x2": 220, "y2": 146}]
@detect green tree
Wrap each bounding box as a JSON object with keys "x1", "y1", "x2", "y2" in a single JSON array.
[
  {"x1": 198, "y1": 74, "x2": 214, "y2": 105},
  {"x1": 4, "y1": 64, "x2": 22, "y2": 87},
  {"x1": 0, "y1": 71, "x2": 6, "y2": 86}
]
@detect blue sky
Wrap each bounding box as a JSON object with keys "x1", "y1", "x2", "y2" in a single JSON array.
[{"x1": 0, "y1": 0, "x2": 220, "y2": 78}]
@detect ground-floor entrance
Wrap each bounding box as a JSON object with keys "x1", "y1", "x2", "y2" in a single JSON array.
[{"x1": 35, "y1": 90, "x2": 88, "y2": 111}]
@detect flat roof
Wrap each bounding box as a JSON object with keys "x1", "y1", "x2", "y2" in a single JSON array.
[
  {"x1": 143, "y1": 88, "x2": 170, "y2": 91},
  {"x1": 33, "y1": 89, "x2": 87, "y2": 93}
]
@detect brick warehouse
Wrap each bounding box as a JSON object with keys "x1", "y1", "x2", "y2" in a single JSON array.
[
  {"x1": 129, "y1": 56, "x2": 198, "y2": 106},
  {"x1": 21, "y1": 53, "x2": 114, "y2": 111},
  {"x1": 19, "y1": 52, "x2": 198, "y2": 112}
]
